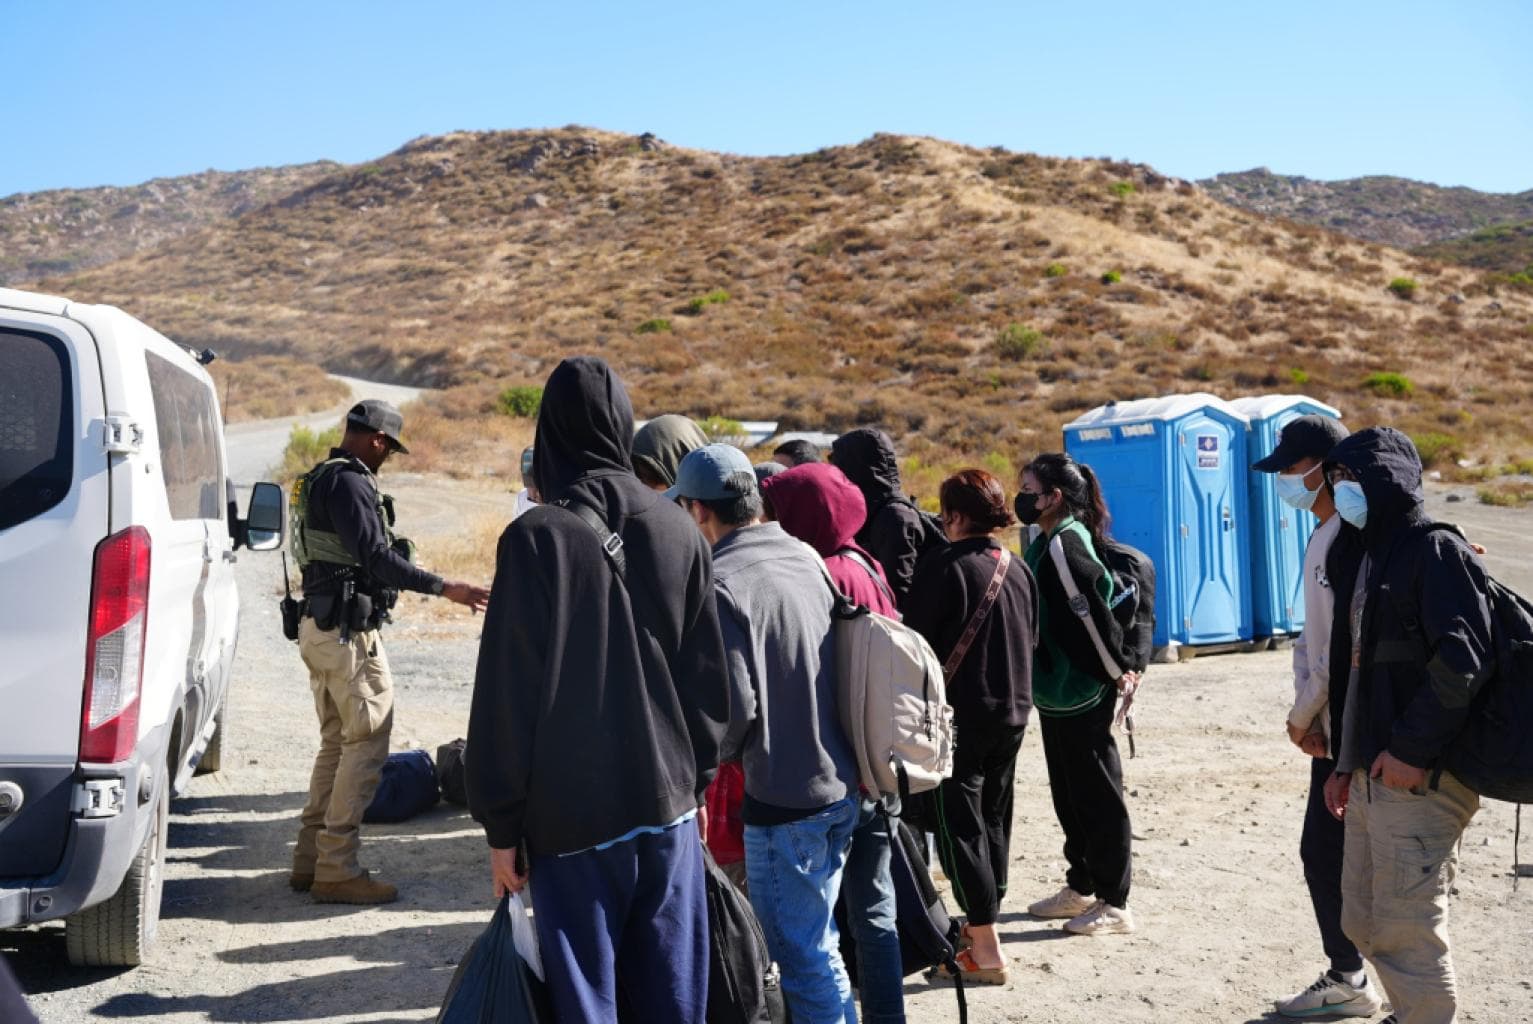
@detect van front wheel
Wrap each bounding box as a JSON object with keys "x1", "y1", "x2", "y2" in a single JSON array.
[{"x1": 65, "y1": 783, "x2": 169, "y2": 967}]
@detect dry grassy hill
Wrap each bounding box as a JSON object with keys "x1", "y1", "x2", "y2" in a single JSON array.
[
  {"x1": 32, "y1": 128, "x2": 1533, "y2": 482},
  {"x1": 0, "y1": 162, "x2": 340, "y2": 285}
]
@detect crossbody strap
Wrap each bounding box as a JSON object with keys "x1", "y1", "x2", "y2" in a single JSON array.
[
  {"x1": 942, "y1": 548, "x2": 1011, "y2": 679},
  {"x1": 835, "y1": 547, "x2": 898, "y2": 611},
  {"x1": 1047, "y1": 535, "x2": 1124, "y2": 682},
  {"x1": 554, "y1": 496, "x2": 627, "y2": 578}
]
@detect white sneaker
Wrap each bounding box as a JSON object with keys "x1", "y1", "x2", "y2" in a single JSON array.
[
  {"x1": 1027, "y1": 885, "x2": 1096, "y2": 919},
  {"x1": 1273, "y1": 972, "x2": 1383, "y2": 1019},
  {"x1": 1063, "y1": 899, "x2": 1136, "y2": 936}
]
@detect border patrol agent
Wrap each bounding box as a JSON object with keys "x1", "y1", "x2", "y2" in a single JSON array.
[{"x1": 289, "y1": 400, "x2": 490, "y2": 904}]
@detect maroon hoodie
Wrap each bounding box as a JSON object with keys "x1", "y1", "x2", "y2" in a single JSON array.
[{"x1": 761, "y1": 463, "x2": 899, "y2": 618}]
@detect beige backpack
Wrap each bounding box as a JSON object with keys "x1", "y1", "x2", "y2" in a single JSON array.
[{"x1": 829, "y1": 576, "x2": 955, "y2": 798}]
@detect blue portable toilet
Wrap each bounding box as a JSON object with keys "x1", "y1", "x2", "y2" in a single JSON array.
[
  {"x1": 1229, "y1": 395, "x2": 1344, "y2": 639},
  {"x1": 1063, "y1": 394, "x2": 1254, "y2": 648}
]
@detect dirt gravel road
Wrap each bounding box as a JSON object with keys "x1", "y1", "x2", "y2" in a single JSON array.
[{"x1": 6, "y1": 429, "x2": 1532, "y2": 1021}]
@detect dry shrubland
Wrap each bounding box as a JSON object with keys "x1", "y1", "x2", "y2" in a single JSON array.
[
  {"x1": 36, "y1": 128, "x2": 1533, "y2": 480},
  {"x1": 207, "y1": 354, "x2": 351, "y2": 422}
]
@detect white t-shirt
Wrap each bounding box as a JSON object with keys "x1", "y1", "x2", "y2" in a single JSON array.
[{"x1": 1290, "y1": 514, "x2": 1342, "y2": 747}]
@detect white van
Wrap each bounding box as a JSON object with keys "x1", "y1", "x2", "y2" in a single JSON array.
[{"x1": 0, "y1": 287, "x2": 282, "y2": 966}]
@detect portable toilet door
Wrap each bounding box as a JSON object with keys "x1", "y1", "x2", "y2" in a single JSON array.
[
  {"x1": 1064, "y1": 393, "x2": 1253, "y2": 648},
  {"x1": 1169, "y1": 399, "x2": 1254, "y2": 645},
  {"x1": 1229, "y1": 395, "x2": 1343, "y2": 639}
]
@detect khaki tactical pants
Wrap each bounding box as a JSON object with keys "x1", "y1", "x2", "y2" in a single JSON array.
[
  {"x1": 293, "y1": 617, "x2": 394, "y2": 883},
  {"x1": 1340, "y1": 769, "x2": 1479, "y2": 1024}
]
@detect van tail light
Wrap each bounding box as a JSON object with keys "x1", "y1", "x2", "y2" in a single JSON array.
[{"x1": 80, "y1": 526, "x2": 151, "y2": 763}]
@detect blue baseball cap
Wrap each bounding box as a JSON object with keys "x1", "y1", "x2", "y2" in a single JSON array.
[{"x1": 664, "y1": 444, "x2": 756, "y2": 501}]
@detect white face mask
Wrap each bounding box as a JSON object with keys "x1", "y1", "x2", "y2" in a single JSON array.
[{"x1": 1275, "y1": 464, "x2": 1323, "y2": 511}]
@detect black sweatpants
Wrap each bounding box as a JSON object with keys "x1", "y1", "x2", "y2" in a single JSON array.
[
  {"x1": 933, "y1": 716, "x2": 1027, "y2": 926},
  {"x1": 1301, "y1": 755, "x2": 1364, "y2": 974},
  {"x1": 1039, "y1": 695, "x2": 1132, "y2": 908}
]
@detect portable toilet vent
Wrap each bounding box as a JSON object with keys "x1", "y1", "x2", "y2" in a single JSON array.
[
  {"x1": 1063, "y1": 394, "x2": 1254, "y2": 648},
  {"x1": 1229, "y1": 395, "x2": 1344, "y2": 639}
]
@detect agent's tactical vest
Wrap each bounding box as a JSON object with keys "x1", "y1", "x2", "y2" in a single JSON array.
[{"x1": 289, "y1": 456, "x2": 400, "y2": 570}]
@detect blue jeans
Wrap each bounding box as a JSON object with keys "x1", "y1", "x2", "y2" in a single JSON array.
[
  {"x1": 843, "y1": 799, "x2": 905, "y2": 1023},
  {"x1": 745, "y1": 796, "x2": 859, "y2": 1024}
]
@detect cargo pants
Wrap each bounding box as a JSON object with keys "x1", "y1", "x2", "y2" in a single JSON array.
[
  {"x1": 293, "y1": 617, "x2": 394, "y2": 883},
  {"x1": 1340, "y1": 769, "x2": 1479, "y2": 1024}
]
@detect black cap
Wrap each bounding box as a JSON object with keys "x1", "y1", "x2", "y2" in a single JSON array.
[
  {"x1": 1253, "y1": 414, "x2": 1347, "y2": 472},
  {"x1": 346, "y1": 399, "x2": 410, "y2": 454}
]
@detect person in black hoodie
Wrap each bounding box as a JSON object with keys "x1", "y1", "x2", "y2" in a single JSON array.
[
  {"x1": 829, "y1": 427, "x2": 945, "y2": 608},
  {"x1": 467, "y1": 357, "x2": 730, "y2": 1024},
  {"x1": 1321, "y1": 427, "x2": 1494, "y2": 1024}
]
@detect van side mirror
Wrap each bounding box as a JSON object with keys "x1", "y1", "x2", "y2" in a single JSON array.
[{"x1": 240, "y1": 482, "x2": 285, "y2": 551}]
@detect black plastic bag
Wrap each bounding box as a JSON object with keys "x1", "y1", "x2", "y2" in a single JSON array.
[{"x1": 438, "y1": 894, "x2": 552, "y2": 1024}]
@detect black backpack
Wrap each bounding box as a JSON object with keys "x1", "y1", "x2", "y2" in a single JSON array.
[
  {"x1": 1392, "y1": 525, "x2": 1533, "y2": 805},
  {"x1": 703, "y1": 849, "x2": 786, "y2": 1024},
  {"x1": 436, "y1": 738, "x2": 469, "y2": 807},
  {"x1": 836, "y1": 809, "x2": 968, "y2": 1023},
  {"x1": 1099, "y1": 537, "x2": 1157, "y2": 674}
]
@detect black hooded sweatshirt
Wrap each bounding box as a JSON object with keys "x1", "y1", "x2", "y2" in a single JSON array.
[
  {"x1": 467, "y1": 357, "x2": 730, "y2": 857},
  {"x1": 830, "y1": 427, "x2": 941, "y2": 608},
  {"x1": 1327, "y1": 427, "x2": 1495, "y2": 776}
]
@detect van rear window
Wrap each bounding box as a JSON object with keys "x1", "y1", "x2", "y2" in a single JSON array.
[{"x1": 0, "y1": 330, "x2": 73, "y2": 531}]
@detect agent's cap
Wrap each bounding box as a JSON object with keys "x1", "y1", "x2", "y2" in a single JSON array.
[{"x1": 346, "y1": 399, "x2": 409, "y2": 454}]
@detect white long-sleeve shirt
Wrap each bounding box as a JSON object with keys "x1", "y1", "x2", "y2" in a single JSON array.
[{"x1": 1290, "y1": 514, "x2": 1341, "y2": 749}]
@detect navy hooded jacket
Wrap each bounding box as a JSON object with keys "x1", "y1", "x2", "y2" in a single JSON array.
[
  {"x1": 1327, "y1": 426, "x2": 1495, "y2": 775},
  {"x1": 467, "y1": 357, "x2": 730, "y2": 856}
]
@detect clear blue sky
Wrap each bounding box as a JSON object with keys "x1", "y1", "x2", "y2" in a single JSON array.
[{"x1": 4, "y1": 0, "x2": 1529, "y2": 197}]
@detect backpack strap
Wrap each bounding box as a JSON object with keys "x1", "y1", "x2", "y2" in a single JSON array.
[
  {"x1": 554, "y1": 496, "x2": 627, "y2": 579},
  {"x1": 835, "y1": 547, "x2": 898, "y2": 610},
  {"x1": 1047, "y1": 534, "x2": 1125, "y2": 682},
  {"x1": 942, "y1": 548, "x2": 1010, "y2": 679}
]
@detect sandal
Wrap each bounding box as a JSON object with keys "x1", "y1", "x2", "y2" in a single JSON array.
[
  {"x1": 930, "y1": 948, "x2": 1009, "y2": 986},
  {"x1": 957, "y1": 923, "x2": 974, "y2": 951}
]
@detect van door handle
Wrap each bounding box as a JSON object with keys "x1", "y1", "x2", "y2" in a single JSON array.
[{"x1": 222, "y1": 550, "x2": 238, "y2": 564}]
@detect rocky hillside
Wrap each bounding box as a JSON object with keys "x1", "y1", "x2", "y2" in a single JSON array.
[
  {"x1": 1416, "y1": 221, "x2": 1533, "y2": 277},
  {"x1": 0, "y1": 163, "x2": 341, "y2": 284},
  {"x1": 1200, "y1": 168, "x2": 1533, "y2": 249},
  {"x1": 29, "y1": 128, "x2": 1533, "y2": 471}
]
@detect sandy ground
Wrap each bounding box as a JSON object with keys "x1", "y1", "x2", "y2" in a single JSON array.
[{"x1": 6, "y1": 416, "x2": 1533, "y2": 1021}]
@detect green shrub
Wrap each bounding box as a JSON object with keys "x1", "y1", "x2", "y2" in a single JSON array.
[
  {"x1": 994, "y1": 323, "x2": 1047, "y2": 360},
  {"x1": 497, "y1": 385, "x2": 543, "y2": 418},
  {"x1": 1101, "y1": 270, "x2": 1122, "y2": 285},
  {"x1": 1478, "y1": 482, "x2": 1533, "y2": 507},
  {"x1": 981, "y1": 451, "x2": 1015, "y2": 479},
  {"x1": 276, "y1": 424, "x2": 342, "y2": 481},
  {"x1": 636, "y1": 317, "x2": 673, "y2": 334},
  {"x1": 1043, "y1": 262, "x2": 1067, "y2": 278},
  {"x1": 1287, "y1": 367, "x2": 1311, "y2": 385},
  {"x1": 1109, "y1": 181, "x2": 1135, "y2": 198},
  {"x1": 1386, "y1": 277, "x2": 1418, "y2": 300},
  {"x1": 684, "y1": 289, "x2": 732, "y2": 314},
  {"x1": 698, "y1": 415, "x2": 746, "y2": 445},
  {"x1": 1363, "y1": 371, "x2": 1414, "y2": 398},
  {"x1": 1411, "y1": 432, "x2": 1458, "y2": 467}
]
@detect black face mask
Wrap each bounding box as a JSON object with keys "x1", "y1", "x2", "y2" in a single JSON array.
[{"x1": 1014, "y1": 492, "x2": 1042, "y2": 525}]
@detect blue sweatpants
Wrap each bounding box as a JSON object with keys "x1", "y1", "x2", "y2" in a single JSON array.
[{"x1": 530, "y1": 823, "x2": 708, "y2": 1023}]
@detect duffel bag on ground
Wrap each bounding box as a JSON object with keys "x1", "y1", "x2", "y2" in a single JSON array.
[{"x1": 364, "y1": 749, "x2": 440, "y2": 823}]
